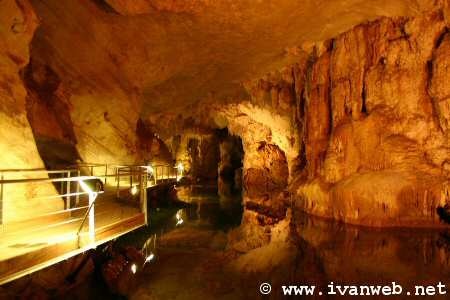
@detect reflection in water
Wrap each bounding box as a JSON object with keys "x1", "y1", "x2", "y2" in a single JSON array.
[
  {"x1": 139, "y1": 187, "x2": 243, "y2": 255},
  {"x1": 134, "y1": 187, "x2": 450, "y2": 299},
  {"x1": 294, "y1": 212, "x2": 450, "y2": 293},
  {"x1": 170, "y1": 186, "x2": 243, "y2": 231},
  {"x1": 157, "y1": 188, "x2": 450, "y2": 291}
]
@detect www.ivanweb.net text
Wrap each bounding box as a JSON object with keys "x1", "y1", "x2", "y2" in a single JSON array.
[{"x1": 259, "y1": 282, "x2": 447, "y2": 297}]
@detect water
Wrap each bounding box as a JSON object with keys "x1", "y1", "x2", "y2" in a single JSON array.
[
  {"x1": 117, "y1": 185, "x2": 243, "y2": 252},
  {"x1": 294, "y1": 212, "x2": 450, "y2": 293},
  {"x1": 72, "y1": 187, "x2": 450, "y2": 299},
  {"x1": 173, "y1": 186, "x2": 243, "y2": 231},
  {"x1": 133, "y1": 188, "x2": 450, "y2": 298}
]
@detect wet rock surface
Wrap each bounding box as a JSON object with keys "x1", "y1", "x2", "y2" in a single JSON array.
[
  {"x1": 291, "y1": 8, "x2": 450, "y2": 226},
  {"x1": 0, "y1": 0, "x2": 449, "y2": 231},
  {"x1": 1, "y1": 1, "x2": 450, "y2": 298}
]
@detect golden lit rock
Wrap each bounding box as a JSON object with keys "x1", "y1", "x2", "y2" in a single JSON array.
[
  {"x1": 0, "y1": 0, "x2": 61, "y2": 222},
  {"x1": 1, "y1": 0, "x2": 450, "y2": 297}
]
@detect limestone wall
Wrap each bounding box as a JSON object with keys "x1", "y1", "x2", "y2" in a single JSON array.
[
  {"x1": 0, "y1": 0, "x2": 61, "y2": 223},
  {"x1": 292, "y1": 7, "x2": 450, "y2": 226}
]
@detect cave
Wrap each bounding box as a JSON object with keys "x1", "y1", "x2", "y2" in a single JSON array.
[{"x1": 0, "y1": 0, "x2": 450, "y2": 299}]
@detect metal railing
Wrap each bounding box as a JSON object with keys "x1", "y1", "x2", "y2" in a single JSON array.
[
  {"x1": 0, "y1": 163, "x2": 182, "y2": 252},
  {"x1": 0, "y1": 168, "x2": 93, "y2": 226}
]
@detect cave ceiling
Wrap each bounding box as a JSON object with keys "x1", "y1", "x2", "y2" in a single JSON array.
[{"x1": 29, "y1": 0, "x2": 429, "y2": 116}]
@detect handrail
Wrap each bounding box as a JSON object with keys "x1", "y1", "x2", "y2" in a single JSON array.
[
  {"x1": 0, "y1": 164, "x2": 174, "y2": 176},
  {"x1": 0, "y1": 168, "x2": 47, "y2": 172},
  {"x1": 0, "y1": 168, "x2": 79, "y2": 174},
  {"x1": 0, "y1": 163, "x2": 180, "y2": 231},
  {"x1": 0, "y1": 175, "x2": 97, "y2": 185},
  {"x1": 0, "y1": 161, "x2": 185, "y2": 285},
  {"x1": 76, "y1": 198, "x2": 96, "y2": 240},
  {"x1": 72, "y1": 163, "x2": 106, "y2": 167},
  {"x1": 77, "y1": 180, "x2": 98, "y2": 246},
  {"x1": 32, "y1": 190, "x2": 103, "y2": 201}
]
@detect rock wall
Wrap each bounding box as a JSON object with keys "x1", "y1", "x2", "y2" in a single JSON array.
[
  {"x1": 188, "y1": 134, "x2": 220, "y2": 182},
  {"x1": 292, "y1": 7, "x2": 450, "y2": 226},
  {"x1": 27, "y1": 0, "x2": 148, "y2": 166},
  {"x1": 1, "y1": 0, "x2": 447, "y2": 229},
  {"x1": 136, "y1": 119, "x2": 173, "y2": 165},
  {"x1": 207, "y1": 87, "x2": 301, "y2": 249},
  {"x1": 170, "y1": 132, "x2": 220, "y2": 183},
  {"x1": 68, "y1": 90, "x2": 141, "y2": 165},
  {"x1": 216, "y1": 4, "x2": 450, "y2": 230},
  {"x1": 24, "y1": 58, "x2": 81, "y2": 168},
  {"x1": 0, "y1": 0, "x2": 61, "y2": 223},
  {"x1": 144, "y1": 99, "x2": 298, "y2": 246}
]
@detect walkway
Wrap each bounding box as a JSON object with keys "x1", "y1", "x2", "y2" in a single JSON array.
[{"x1": 0, "y1": 163, "x2": 181, "y2": 285}]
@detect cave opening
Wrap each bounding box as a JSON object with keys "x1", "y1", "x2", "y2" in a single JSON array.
[
  {"x1": 183, "y1": 128, "x2": 244, "y2": 197},
  {"x1": 217, "y1": 128, "x2": 244, "y2": 197}
]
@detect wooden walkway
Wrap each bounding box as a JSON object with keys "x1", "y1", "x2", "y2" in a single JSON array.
[{"x1": 0, "y1": 164, "x2": 180, "y2": 285}]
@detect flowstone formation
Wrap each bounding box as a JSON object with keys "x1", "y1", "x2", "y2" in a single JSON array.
[
  {"x1": 155, "y1": 4, "x2": 450, "y2": 230},
  {"x1": 292, "y1": 7, "x2": 450, "y2": 227}
]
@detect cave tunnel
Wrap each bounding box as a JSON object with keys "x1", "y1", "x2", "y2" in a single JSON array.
[{"x1": 0, "y1": 0, "x2": 450, "y2": 298}]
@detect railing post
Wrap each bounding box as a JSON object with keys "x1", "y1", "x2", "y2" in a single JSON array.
[
  {"x1": 140, "y1": 172, "x2": 148, "y2": 225},
  {"x1": 154, "y1": 166, "x2": 158, "y2": 185},
  {"x1": 66, "y1": 171, "x2": 71, "y2": 210},
  {"x1": 60, "y1": 173, "x2": 65, "y2": 205},
  {"x1": 0, "y1": 172, "x2": 3, "y2": 230},
  {"x1": 104, "y1": 164, "x2": 108, "y2": 186},
  {"x1": 88, "y1": 192, "x2": 95, "y2": 244},
  {"x1": 77, "y1": 180, "x2": 98, "y2": 248},
  {"x1": 129, "y1": 167, "x2": 133, "y2": 189},
  {"x1": 116, "y1": 167, "x2": 120, "y2": 199},
  {"x1": 76, "y1": 170, "x2": 80, "y2": 206}
]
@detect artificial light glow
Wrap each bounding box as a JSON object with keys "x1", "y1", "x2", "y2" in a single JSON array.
[
  {"x1": 78, "y1": 179, "x2": 98, "y2": 244},
  {"x1": 131, "y1": 263, "x2": 137, "y2": 274},
  {"x1": 175, "y1": 210, "x2": 184, "y2": 226},
  {"x1": 146, "y1": 165, "x2": 154, "y2": 174},
  {"x1": 145, "y1": 253, "x2": 155, "y2": 263},
  {"x1": 176, "y1": 162, "x2": 184, "y2": 181},
  {"x1": 131, "y1": 185, "x2": 138, "y2": 195},
  {"x1": 78, "y1": 179, "x2": 93, "y2": 194}
]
